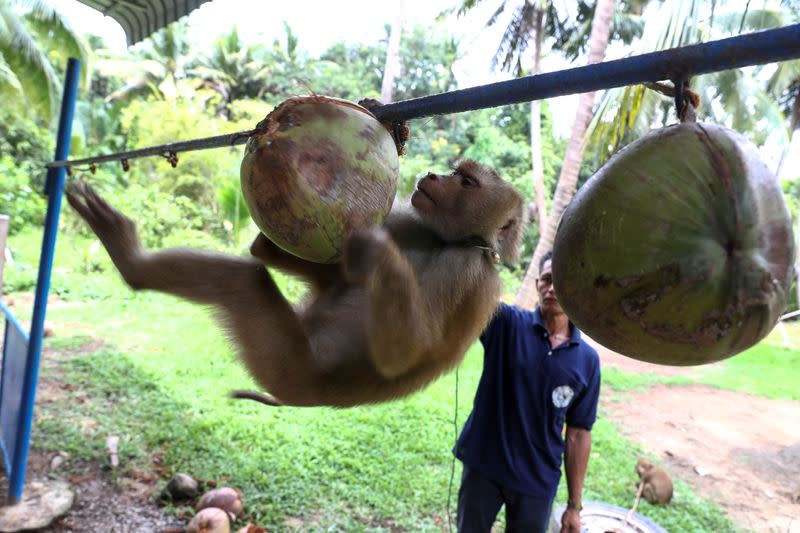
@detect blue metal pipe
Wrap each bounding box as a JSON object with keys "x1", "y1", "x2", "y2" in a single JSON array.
[
  {"x1": 8, "y1": 58, "x2": 81, "y2": 505},
  {"x1": 45, "y1": 24, "x2": 800, "y2": 169},
  {"x1": 374, "y1": 24, "x2": 800, "y2": 122},
  {"x1": 0, "y1": 301, "x2": 29, "y2": 345}
]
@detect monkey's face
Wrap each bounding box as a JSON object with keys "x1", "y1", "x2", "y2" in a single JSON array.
[
  {"x1": 412, "y1": 160, "x2": 522, "y2": 250},
  {"x1": 636, "y1": 459, "x2": 654, "y2": 476}
]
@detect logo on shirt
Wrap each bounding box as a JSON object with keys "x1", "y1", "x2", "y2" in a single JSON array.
[{"x1": 552, "y1": 385, "x2": 574, "y2": 409}]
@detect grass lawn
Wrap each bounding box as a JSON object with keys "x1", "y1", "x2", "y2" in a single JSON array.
[
  {"x1": 601, "y1": 328, "x2": 800, "y2": 402},
  {"x1": 3, "y1": 229, "x2": 761, "y2": 531}
]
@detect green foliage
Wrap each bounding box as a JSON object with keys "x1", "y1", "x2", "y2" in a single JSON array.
[
  {"x1": 0, "y1": 0, "x2": 90, "y2": 121},
  {"x1": 0, "y1": 155, "x2": 46, "y2": 233},
  {"x1": 694, "y1": 340, "x2": 800, "y2": 401},
  {"x1": 0, "y1": 104, "x2": 54, "y2": 177},
  {"x1": 394, "y1": 25, "x2": 459, "y2": 100},
  {"x1": 216, "y1": 176, "x2": 252, "y2": 244},
  {"x1": 315, "y1": 41, "x2": 384, "y2": 102}
]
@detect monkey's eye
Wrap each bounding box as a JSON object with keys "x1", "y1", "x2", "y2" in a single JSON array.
[{"x1": 460, "y1": 175, "x2": 479, "y2": 188}]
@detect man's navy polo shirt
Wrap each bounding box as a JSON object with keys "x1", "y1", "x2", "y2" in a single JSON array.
[{"x1": 454, "y1": 303, "x2": 601, "y2": 498}]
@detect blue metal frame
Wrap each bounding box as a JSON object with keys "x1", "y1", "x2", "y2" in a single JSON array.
[
  {"x1": 0, "y1": 300, "x2": 30, "y2": 479},
  {"x1": 0, "y1": 58, "x2": 80, "y2": 505}
]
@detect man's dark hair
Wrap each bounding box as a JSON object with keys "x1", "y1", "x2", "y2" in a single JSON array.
[{"x1": 539, "y1": 251, "x2": 553, "y2": 273}]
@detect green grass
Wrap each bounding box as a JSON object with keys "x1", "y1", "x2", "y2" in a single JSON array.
[
  {"x1": 600, "y1": 337, "x2": 800, "y2": 402},
  {"x1": 7, "y1": 229, "x2": 748, "y2": 531},
  {"x1": 692, "y1": 341, "x2": 800, "y2": 401}
]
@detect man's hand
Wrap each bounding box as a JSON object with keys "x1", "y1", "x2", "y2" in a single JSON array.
[{"x1": 560, "y1": 507, "x2": 581, "y2": 533}]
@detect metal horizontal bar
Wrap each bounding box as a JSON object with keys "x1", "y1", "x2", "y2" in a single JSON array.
[
  {"x1": 47, "y1": 23, "x2": 800, "y2": 169},
  {"x1": 780, "y1": 309, "x2": 800, "y2": 321},
  {"x1": 48, "y1": 129, "x2": 258, "y2": 169},
  {"x1": 374, "y1": 23, "x2": 800, "y2": 122}
]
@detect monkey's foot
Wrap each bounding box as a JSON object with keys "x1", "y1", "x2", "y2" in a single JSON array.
[{"x1": 66, "y1": 182, "x2": 146, "y2": 286}]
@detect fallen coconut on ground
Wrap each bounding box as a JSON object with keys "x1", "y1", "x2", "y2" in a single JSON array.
[
  {"x1": 162, "y1": 473, "x2": 199, "y2": 501},
  {"x1": 187, "y1": 507, "x2": 231, "y2": 533},
  {"x1": 240, "y1": 95, "x2": 400, "y2": 264},
  {"x1": 552, "y1": 122, "x2": 794, "y2": 366},
  {"x1": 196, "y1": 486, "x2": 243, "y2": 519}
]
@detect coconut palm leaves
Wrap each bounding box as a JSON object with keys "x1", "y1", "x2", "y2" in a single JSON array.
[
  {"x1": 587, "y1": 1, "x2": 795, "y2": 165},
  {"x1": 96, "y1": 19, "x2": 196, "y2": 103},
  {"x1": 0, "y1": 0, "x2": 89, "y2": 121}
]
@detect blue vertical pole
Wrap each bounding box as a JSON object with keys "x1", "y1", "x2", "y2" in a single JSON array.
[{"x1": 8, "y1": 58, "x2": 81, "y2": 504}]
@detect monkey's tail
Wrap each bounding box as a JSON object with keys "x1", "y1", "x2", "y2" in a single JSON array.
[{"x1": 230, "y1": 389, "x2": 283, "y2": 407}]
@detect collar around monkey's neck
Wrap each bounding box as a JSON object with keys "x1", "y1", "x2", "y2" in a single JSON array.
[{"x1": 455, "y1": 236, "x2": 501, "y2": 265}]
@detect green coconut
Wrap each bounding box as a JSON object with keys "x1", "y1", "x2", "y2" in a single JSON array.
[
  {"x1": 240, "y1": 95, "x2": 399, "y2": 263},
  {"x1": 552, "y1": 122, "x2": 794, "y2": 366}
]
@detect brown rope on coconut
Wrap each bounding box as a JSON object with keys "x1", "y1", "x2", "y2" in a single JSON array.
[{"x1": 358, "y1": 98, "x2": 411, "y2": 156}]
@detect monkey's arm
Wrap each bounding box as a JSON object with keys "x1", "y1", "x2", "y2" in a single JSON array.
[
  {"x1": 344, "y1": 228, "x2": 439, "y2": 379},
  {"x1": 250, "y1": 233, "x2": 339, "y2": 290}
]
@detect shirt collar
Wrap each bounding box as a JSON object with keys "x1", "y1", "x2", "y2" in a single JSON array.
[{"x1": 532, "y1": 307, "x2": 581, "y2": 345}]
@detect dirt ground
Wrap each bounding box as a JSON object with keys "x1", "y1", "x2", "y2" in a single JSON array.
[
  {"x1": 1, "y1": 450, "x2": 184, "y2": 533},
  {"x1": 594, "y1": 339, "x2": 800, "y2": 533}
]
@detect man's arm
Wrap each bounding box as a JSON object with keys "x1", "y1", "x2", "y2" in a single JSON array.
[{"x1": 561, "y1": 426, "x2": 592, "y2": 533}]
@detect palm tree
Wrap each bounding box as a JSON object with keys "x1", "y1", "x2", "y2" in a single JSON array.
[
  {"x1": 192, "y1": 27, "x2": 273, "y2": 115},
  {"x1": 515, "y1": 0, "x2": 616, "y2": 308},
  {"x1": 381, "y1": 0, "x2": 405, "y2": 103},
  {"x1": 98, "y1": 19, "x2": 192, "y2": 102},
  {"x1": 0, "y1": 0, "x2": 89, "y2": 121},
  {"x1": 457, "y1": 0, "x2": 642, "y2": 266},
  {"x1": 458, "y1": 0, "x2": 557, "y2": 230},
  {"x1": 586, "y1": 2, "x2": 792, "y2": 168}
]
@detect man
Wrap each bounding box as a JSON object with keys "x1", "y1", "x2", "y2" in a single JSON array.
[{"x1": 454, "y1": 251, "x2": 601, "y2": 533}]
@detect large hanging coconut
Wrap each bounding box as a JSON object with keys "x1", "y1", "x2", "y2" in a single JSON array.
[
  {"x1": 552, "y1": 122, "x2": 794, "y2": 366},
  {"x1": 241, "y1": 96, "x2": 399, "y2": 263}
]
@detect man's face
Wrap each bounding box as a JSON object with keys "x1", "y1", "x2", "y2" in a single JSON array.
[{"x1": 536, "y1": 259, "x2": 563, "y2": 315}]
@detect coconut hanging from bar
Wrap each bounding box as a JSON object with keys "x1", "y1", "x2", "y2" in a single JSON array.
[
  {"x1": 552, "y1": 88, "x2": 795, "y2": 366},
  {"x1": 241, "y1": 96, "x2": 400, "y2": 264}
]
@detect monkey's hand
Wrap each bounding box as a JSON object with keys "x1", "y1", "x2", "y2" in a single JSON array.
[
  {"x1": 357, "y1": 98, "x2": 410, "y2": 156},
  {"x1": 343, "y1": 227, "x2": 392, "y2": 285},
  {"x1": 250, "y1": 232, "x2": 283, "y2": 264},
  {"x1": 66, "y1": 182, "x2": 146, "y2": 287}
]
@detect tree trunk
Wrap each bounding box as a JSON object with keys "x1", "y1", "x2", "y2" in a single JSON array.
[
  {"x1": 380, "y1": 0, "x2": 404, "y2": 104},
  {"x1": 515, "y1": 0, "x2": 616, "y2": 309},
  {"x1": 776, "y1": 86, "x2": 799, "y2": 177},
  {"x1": 530, "y1": 7, "x2": 547, "y2": 230}
]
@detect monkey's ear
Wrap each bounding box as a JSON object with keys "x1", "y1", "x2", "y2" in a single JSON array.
[{"x1": 496, "y1": 201, "x2": 527, "y2": 264}]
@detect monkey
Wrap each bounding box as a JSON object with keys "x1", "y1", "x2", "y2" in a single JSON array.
[
  {"x1": 66, "y1": 159, "x2": 525, "y2": 408},
  {"x1": 635, "y1": 458, "x2": 673, "y2": 505},
  {"x1": 625, "y1": 458, "x2": 673, "y2": 524}
]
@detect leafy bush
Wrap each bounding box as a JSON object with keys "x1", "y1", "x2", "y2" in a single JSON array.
[{"x1": 0, "y1": 155, "x2": 47, "y2": 234}]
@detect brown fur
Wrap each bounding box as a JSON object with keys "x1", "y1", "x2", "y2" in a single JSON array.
[
  {"x1": 635, "y1": 458, "x2": 673, "y2": 505},
  {"x1": 67, "y1": 159, "x2": 524, "y2": 407}
]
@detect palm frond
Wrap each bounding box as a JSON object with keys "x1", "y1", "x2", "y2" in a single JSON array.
[
  {"x1": 22, "y1": 0, "x2": 89, "y2": 62},
  {"x1": 713, "y1": 8, "x2": 785, "y2": 34},
  {"x1": 0, "y1": 52, "x2": 22, "y2": 92},
  {"x1": 0, "y1": 4, "x2": 60, "y2": 119},
  {"x1": 767, "y1": 60, "x2": 800, "y2": 96}
]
